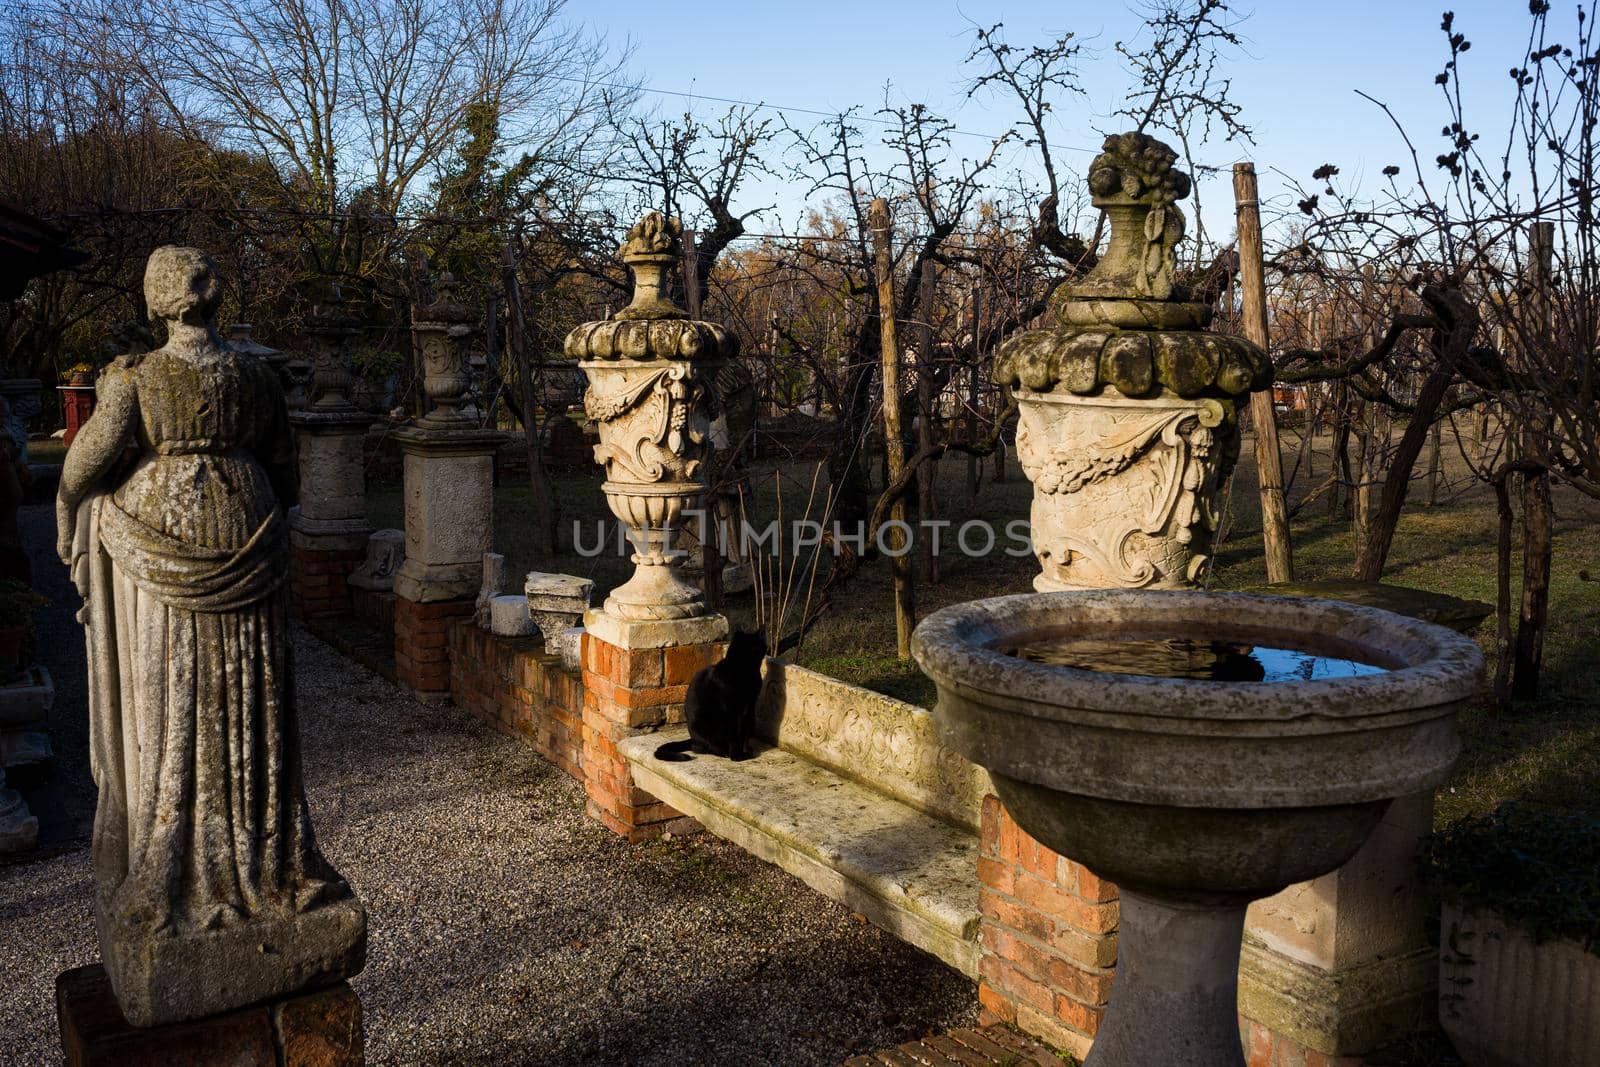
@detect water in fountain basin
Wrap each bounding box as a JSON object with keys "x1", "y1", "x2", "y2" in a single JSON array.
[{"x1": 1008, "y1": 636, "x2": 1391, "y2": 683}]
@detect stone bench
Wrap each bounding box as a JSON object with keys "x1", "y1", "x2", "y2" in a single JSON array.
[{"x1": 617, "y1": 661, "x2": 990, "y2": 976}]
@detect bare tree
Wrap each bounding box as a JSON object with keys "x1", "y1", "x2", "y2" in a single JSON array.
[{"x1": 60, "y1": 0, "x2": 626, "y2": 255}]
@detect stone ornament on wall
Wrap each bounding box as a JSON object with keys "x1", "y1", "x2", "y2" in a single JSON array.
[
  {"x1": 564, "y1": 213, "x2": 736, "y2": 622},
  {"x1": 391, "y1": 274, "x2": 504, "y2": 606},
  {"x1": 994, "y1": 131, "x2": 1270, "y2": 590}
]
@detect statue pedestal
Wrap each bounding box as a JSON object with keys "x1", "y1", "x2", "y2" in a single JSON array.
[
  {"x1": 56, "y1": 964, "x2": 362, "y2": 1067},
  {"x1": 390, "y1": 424, "x2": 502, "y2": 699},
  {"x1": 288, "y1": 408, "x2": 376, "y2": 620}
]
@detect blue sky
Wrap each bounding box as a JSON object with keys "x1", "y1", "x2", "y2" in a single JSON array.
[{"x1": 579, "y1": 1, "x2": 1546, "y2": 242}]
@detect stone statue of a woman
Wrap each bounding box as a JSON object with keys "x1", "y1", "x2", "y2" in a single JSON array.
[{"x1": 56, "y1": 247, "x2": 364, "y2": 1027}]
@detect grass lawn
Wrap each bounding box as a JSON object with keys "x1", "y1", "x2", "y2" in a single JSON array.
[{"x1": 368, "y1": 423, "x2": 1600, "y2": 829}]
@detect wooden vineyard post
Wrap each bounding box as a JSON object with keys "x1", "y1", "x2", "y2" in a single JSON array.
[
  {"x1": 1233, "y1": 163, "x2": 1295, "y2": 584},
  {"x1": 870, "y1": 197, "x2": 915, "y2": 660},
  {"x1": 1514, "y1": 221, "x2": 1555, "y2": 699}
]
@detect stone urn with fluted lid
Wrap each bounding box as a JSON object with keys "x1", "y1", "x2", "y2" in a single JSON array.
[
  {"x1": 912, "y1": 589, "x2": 1483, "y2": 1066},
  {"x1": 412, "y1": 272, "x2": 476, "y2": 427},
  {"x1": 301, "y1": 283, "x2": 363, "y2": 412},
  {"x1": 564, "y1": 213, "x2": 735, "y2": 622},
  {"x1": 995, "y1": 133, "x2": 1271, "y2": 592}
]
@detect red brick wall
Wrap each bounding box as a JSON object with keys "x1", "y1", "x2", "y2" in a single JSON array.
[
  {"x1": 288, "y1": 545, "x2": 366, "y2": 620},
  {"x1": 579, "y1": 633, "x2": 722, "y2": 842},
  {"x1": 448, "y1": 620, "x2": 583, "y2": 780},
  {"x1": 977, "y1": 795, "x2": 1118, "y2": 1062},
  {"x1": 394, "y1": 596, "x2": 473, "y2": 697},
  {"x1": 1240, "y1": 1018, "x2": 1366, "y2": 1067}
]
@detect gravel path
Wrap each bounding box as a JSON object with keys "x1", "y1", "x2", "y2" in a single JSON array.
[{"x1": 0, "y1": 502, "x2": 976, "y2": 1065}]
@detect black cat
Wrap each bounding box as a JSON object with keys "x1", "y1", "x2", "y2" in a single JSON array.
[{"x1": 655, "y1": 627, "x2": 767, "y2": 762}]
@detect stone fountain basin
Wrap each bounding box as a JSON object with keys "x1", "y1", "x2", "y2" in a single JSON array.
[{"x1": 911, "y1": 590, "x2": 1484, "y2": 897}]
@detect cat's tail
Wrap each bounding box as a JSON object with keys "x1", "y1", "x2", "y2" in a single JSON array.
[{"x1": 654, "y1": 739, "x2": 694, "y2": 762}]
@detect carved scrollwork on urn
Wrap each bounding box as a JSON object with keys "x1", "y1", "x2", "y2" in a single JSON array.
[
  {"x1": 996, "y1": 132, "x2": 1269, "y2": 591},
  {"x1": 564, "y1": 213, "x2": 738, "y2": 621}
]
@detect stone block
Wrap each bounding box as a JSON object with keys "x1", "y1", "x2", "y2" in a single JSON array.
[
  {"x1": 583, "y1": 608, "x2": 728, "y2": 650},
  {"x1": 0, "y1": 768, "x2": 38, "y2": 851},
  {"x1": 99, "y1": 893, "x2": 366, "y2": 1028},
  {"x1": 56, "y1": 964, "x2": 362, "y2": 1066},
  {"x1": 1241, "y1": 792, "x2": 1437, "y2": 1056},
  {"x1": 288, "y1": 412, "x2": 373, "y2": 528},
  {"x1": 620, "y1": 725, "x2": 981, "y2": 975},
  {"x1": 549, "y1": 626, "x2": 584, "y2": 671},
  {"x1": 524, "y1": 571, "x2": 593, "y2": 647},
  {"x1": 392, "y1": 427, "x2": 500, "y2": 602},
  {"x1": 486, "y1": 596, "x2": 537, "y2": 637},
  {"x1": 755, "y1": 661, "x2": 991, "y2": 833}
]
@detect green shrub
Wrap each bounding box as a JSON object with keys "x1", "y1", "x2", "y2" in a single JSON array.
[{"x1": 1423, "y1": 802, "x2": 1600, "y2": 952}]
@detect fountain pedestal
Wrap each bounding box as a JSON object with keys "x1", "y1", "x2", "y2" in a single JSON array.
[{"x1": 913, "y1": 590, "x2": 1483, "y2": 1067}]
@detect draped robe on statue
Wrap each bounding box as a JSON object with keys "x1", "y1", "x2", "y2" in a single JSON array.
[{"x1": 69, "y1": 347, "x2": 363, "y2": 1025}]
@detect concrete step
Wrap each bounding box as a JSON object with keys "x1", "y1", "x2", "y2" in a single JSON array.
[{"x1": 619, "y1": 726, "x2": 980, "y2": 977}]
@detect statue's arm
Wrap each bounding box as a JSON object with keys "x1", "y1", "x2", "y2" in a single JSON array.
[{"x1": 56, "y1": 364, "x2": 137, "y2": 562}]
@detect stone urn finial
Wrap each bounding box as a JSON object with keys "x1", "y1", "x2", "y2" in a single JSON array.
[
  {"x1": 1074, "y1": 132, "x2": 1193, "y2": 304},
  {"x1": 994, "y1": 131, "x2": 1271, "y2": 591},
  {"x1": 616, "y1": 212, "x2": 688, "y2": 322},
  {"x1": 411, "y1": 271, "x2": 477, "y2": 428},
  {"x1": 303, "y1": 282, "x2": 362, "y2": 412},
  {"x1": 564, "y1": 214, "x2": 737, "y2": 624}
]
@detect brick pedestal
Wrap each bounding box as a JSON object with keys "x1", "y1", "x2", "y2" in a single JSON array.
[
  {"x1": 394, "y1": 595, "x2": 473, "y2": 700},
  {"x1": 288, "y1": 542, "x2": 366, "y2": 620},
  {"x1": 976, "y1": 795, "x2": 1118, "y2": 1062},
  {"x1": 56, "y1": 964, "x2": 362, "y2": 1066},
  {"x1": 579, "y1": 613, "x2": 726, "y2": 842}
]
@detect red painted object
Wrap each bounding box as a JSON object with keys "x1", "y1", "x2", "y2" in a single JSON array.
[{"x1": 59, "y1": 373, "x2": 96, "y2": 447}]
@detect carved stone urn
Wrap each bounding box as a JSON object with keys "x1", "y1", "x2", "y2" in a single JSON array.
[
  {"x1": 564, "y1": 213, "x2": 734, "y2": 623},
  {"x1": 913, "y1": 590, "x2": 1484, "y2": 1066},
  {"x1": 302, "y1": 285, "x2": 362, "y2": 412},
  {"x1": 994, "y1": 133, "x2": 1271, "y2": 591},
  {"x1": 412, "y1": 272, "x2": 475, "y2": 427}
]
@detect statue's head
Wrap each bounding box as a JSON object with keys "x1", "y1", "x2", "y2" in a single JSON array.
[{"x1": 144, "y1": 246, "x2": 222, "y2": 325}]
